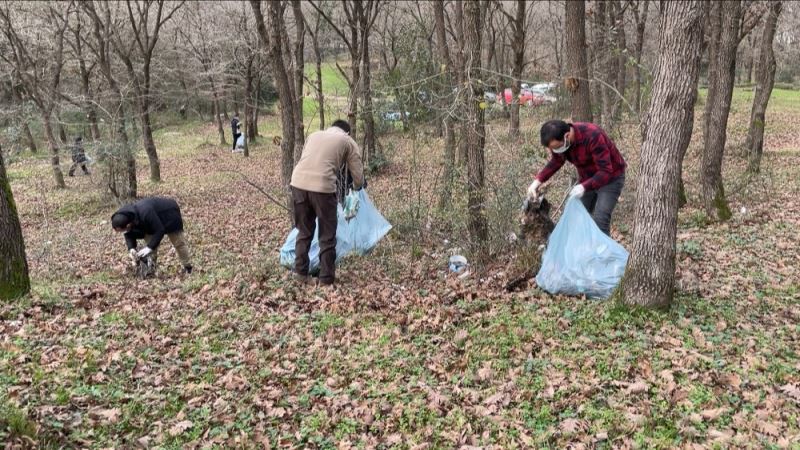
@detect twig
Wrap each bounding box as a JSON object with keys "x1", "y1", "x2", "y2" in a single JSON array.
[{"x1": 226, "y1": 171, "x2": 291, "y2": 212}]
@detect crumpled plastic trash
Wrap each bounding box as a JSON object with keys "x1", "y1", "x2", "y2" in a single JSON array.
[
  {"x1": 343, "y1": 189, "x2": 360, "y2": 221},
  {"x1": 535, "y1": 197, "x2": 628, "y2": 299}
]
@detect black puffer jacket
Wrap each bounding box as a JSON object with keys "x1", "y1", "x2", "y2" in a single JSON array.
[{"x1": 113, "y1": 197, "x2": 184, "y2": 250}]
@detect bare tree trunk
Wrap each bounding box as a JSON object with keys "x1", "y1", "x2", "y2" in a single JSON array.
[
  {"x1": 308, "y1": 11, "x2": 326, "y2": 130},
  {"x1": 291, "y1": 0, "x2": 306, "y2": 164},
  {"x1": 360, "y1": 18, "x2": 377, "y2": 168},
  {"x1": 253, "y1": 75, "x2": 261, "y2": 138},
  {"x1": 701, "y1": 0, "x2": 741, "y2": 221},
  {"x1": 251, "y1": 0, "x2": 297, "y2": 215},
  {"x1": 463, "y1": 0, "x2": 488, "y2": 250},
  {"x1": 42, "y1": 112, "x2": 66, "y2": 188},
  {"x1": 211, "y1": 79, "x2": 226, "y2": 145},
  {"x1": 434, "y1": 0, "x2": 456, "y2": 209},
  {"x1": 596, "y1": 0, "x2": 611, "y2": 127},
  {"x1": 632, "y1": 0, "x2": 649, "y2": 115},
  {"x1": 139, "y1": 107, "x2": 161, "y2": 182},
  {"x1": 454, "y1": 1, "x2": 469, "y2": 166},
  {"x1": 746, "y1": 1, "x2": 781, "y2": 174},
  {"x1": 620, "y1": 0, "x2": 706, "y2": 309},
  {"x1": 245, "y1": 57, "x2": 256, "y2": 144},
  {"x1": 0, "y1": 149, "x2": 30, "y2": 300},
  {"x1": 509, "y1": 0, "x2": 526, "y2": 139},
  {"x1": 565, "y1": 0, "x2": 593, "y2": 122},
  {"x1": 10, "y1": 87, "x2": 37, "y2": 153},
  {"x1": 611, "y1": 1, "x2": 627, "y2": 121}
]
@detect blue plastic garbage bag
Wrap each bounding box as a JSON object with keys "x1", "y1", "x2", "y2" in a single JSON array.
[
  {"x1": 279, "y1": 190, "x2": 391, "y2": 273},
  {"x1": 236, "y1": 134, "x2": 245, "y2": 149},
  {"x1": 535, "y1": 197, "x2": 628, "y2": 299}
]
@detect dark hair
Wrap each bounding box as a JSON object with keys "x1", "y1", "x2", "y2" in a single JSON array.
[
  {"x1": 332, "y1": 119, "x2": 351, "y2": 135},
  {"x1": 111, "y1": 213, "x2": 132, "y2": 229},
  {"x1": 540, "y1": 120, "x2": 571, "y2": 147}
]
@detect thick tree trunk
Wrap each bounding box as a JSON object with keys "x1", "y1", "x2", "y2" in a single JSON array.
[
  {"x1": 0, "y1": 149, "x2": 30, "y2": 300},
  {"x1": 746, "y1": 2, "x2": 781, "y2": 174},
  {"x1": 463, "y1": 0, "x2": 488, "y2": 250},
  {"x1": 42, "y1": 112, "x2": 66, "y2": 188},
  {"x1": 454, "y1": 1, "x2": 469, "y2": 166},
  {"x1": 620, "y1": 0, "x2": 706, "y2": 309},
  {"x1": 253, "y1": 75, "x2": 261, "y2": 139},
  {"x1": 434, "y1": 0, "x2": 456, "y2": 209},
  {"x1": 565, "y1": 0, "x2": 593, "y2": 122},
  {"x1": 292, "y1": 0, "x2": 306, "y2": 164},
  {"x1": 701, "y1": 0, "x2": 741, "y2": 221},
  {"x1": 509, "y1": 0, "x2": 526, "y2": 139}
]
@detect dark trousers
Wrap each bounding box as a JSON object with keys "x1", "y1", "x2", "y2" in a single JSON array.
[
  {"x1": 232, "y1": 133, "x2": 241, "y2": 150},
  {"x1": 292, "y1": 187, "x2": 338, "y2": 284},
  {"x1": 581, "y1": 174, "x2": 625, "y2": 235},
  {"x1": 68, "y1": 162, "x2": 90, "y2": 176}
]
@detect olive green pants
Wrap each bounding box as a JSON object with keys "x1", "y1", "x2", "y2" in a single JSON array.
[{"x1": 143, "y1": 231, "x2": 191, "y2": 267}]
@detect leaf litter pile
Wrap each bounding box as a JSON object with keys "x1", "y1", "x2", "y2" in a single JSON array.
[{"x1": 2, "y1": 90, "x2": 799, "y2": 448}]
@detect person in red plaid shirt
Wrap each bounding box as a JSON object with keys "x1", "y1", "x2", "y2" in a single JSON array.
[{"x1": 527, "y1": 120, "x2": 627, "y2": 235}]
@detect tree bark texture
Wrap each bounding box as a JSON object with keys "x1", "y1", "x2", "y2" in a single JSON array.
[
  {"x1": 434, "y1": 0, "x2": 456, "y2": 210},
  {"x1": 463, "y1": 0, "x2": 488, "y2": 249},
  {"x1": 620, "y1": 0, "x2": 706, "y2": 309},
  {"x1": 746, "y1": 1, "x2": 782, "y2": 174},
  {"x1": 0, "y1": 149, "x2": 30, "y2": 300},
  {"x1": 509, "y1": 0, "x2": 526, "y2": 139},
  {"x1": 565, "y1": 0, "x2": 593, "y2": 122},
  {"x1": 701, "y1": 0, "x2": 741, "y2": 222}
]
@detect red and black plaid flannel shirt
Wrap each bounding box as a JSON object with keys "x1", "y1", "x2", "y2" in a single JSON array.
[{"x1": 535, "y1": 122, "x2": 627, "y2": 191}]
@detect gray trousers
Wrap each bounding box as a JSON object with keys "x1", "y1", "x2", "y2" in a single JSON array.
[{"x1": 581, "y1": 174, "x2": 625, "y2": 235}]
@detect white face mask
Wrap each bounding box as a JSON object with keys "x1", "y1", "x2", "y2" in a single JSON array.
[{"x1": 552, "y1": 137, "x2": 570, "y2": 154}]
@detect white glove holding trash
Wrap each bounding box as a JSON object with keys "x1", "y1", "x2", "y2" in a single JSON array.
[
  {"x1": 527, "y1": 179, "x2": 542, "y2": 199},
  {"x1": 136, "y1": 247, "x2": 153, "y2": 258},
  {"x1": 570, "y1": 184, "x2": 585, "y2": 199}
]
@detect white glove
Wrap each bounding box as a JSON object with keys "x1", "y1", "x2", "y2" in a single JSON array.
[
  {"x1": 570, "y1": 184, "x2": 586, "y2": 198},
  {"x1": 136, "y1": 247, "x2": 153, "y2": 258},
  {"x1": 128, "y1": 249, "x2": 138, "y2": 265},
  {"x1": 527, "y1": 179, "x2": 542, "y2": 199}
]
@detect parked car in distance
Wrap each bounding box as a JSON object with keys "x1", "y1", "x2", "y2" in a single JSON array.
[
  {"x1": 484, "y1": 91, "x2": 497, "y2": 103},
  {"x1": 530, "y1": 82, "x2": 556, "y2": 94},
  {"x1": 501, "y1": 88, "x2": 549, "y2": 106}
]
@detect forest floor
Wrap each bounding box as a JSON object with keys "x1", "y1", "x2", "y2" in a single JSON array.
[{"x1": 2, "y1": 88, "x2": 799, "y2": 449}]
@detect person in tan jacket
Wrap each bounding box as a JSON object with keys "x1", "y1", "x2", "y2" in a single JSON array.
[{"x1": 290, "y1": 120, "x2": 365, "y2": 286}]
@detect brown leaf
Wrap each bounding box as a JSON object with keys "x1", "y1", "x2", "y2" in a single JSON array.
[
  {"x1": 168, "y1": 420, "x2": 193, "y2": 436},
  {"x1": 560, "y1": 418, "x2": 587, "y2": 434},
  {"x1": 779, "y1": 383, "x2": 800, "y2": 402},
  {"x1": 627, "y1": 380, "x2": 648, "y2": 395},
  {"x1": 700, "y1": 408, "x2": 726, "y2": 421},
  {"x1": 90, "y1": 407, "x2": 121, "y2": 424},
  {"x1": 758, "y1": 421, "x2": 781, "y2": 436},
  {"x1": 722, "y1": 373, "x2": 742, "y2": 389}
]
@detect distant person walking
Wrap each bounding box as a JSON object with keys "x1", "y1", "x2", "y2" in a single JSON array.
[
  {"x1": 68, "y1": 136, "x2": 90, "y2": 176},
  {"x1": 231, "y1": 115, "x2": 241, "y2": 151}
]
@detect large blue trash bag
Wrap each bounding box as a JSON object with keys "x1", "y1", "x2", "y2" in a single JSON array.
[
  {"x1": 535, "y1": 197, "x2": 628, "y2": 299},
  {"x1": 279, "y1": 190, "x2": 391, "y2": 273}
]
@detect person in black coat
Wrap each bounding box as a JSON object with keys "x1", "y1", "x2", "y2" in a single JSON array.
[
  {"x1": 231, "y1": 115, "x2": 241, "y2": 151},
  {"x1": 111, "y1": 197, "x2": 193, "y2": 274},
  {"x1": 68, "y1": 136, "x2": 90, "y2": 176}
]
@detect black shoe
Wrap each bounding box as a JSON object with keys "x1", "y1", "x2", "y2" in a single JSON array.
[{"x1": 184, "y1": 265, "x2": 193, "y2": 274}]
